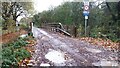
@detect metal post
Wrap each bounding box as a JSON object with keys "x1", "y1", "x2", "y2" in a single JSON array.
[
  {"x1": 83, "y1": 0, "x2": 89, "y2": 37},
  {"x1": 85, "y1": 19, "x2": 87, "y2": 36}
]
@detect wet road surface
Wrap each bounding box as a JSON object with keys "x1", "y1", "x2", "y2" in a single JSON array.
[{"x1": 30, "y1": 27, "x2": 118, "y2": 66}]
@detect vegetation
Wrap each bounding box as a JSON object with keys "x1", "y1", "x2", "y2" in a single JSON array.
[
  {"x1": 1, "y1": 2, "x2": 34, "y2": 34},
  {"x1": 1, "y1": 1, "x2": 34, "y2": 67},
  {"x1": 1, "y1": 1, "x2": 119, "y2": 67},
  {"x1": 32, "y1": 2, "x2": 120, "y2": 42},
  {"x1": 2, "y1": 37, "x2": 31, "y2": 68}
]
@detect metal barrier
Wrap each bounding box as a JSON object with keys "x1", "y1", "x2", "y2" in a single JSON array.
[{"x1": 42, "y1": 23, "x2": 71, "y2": 37}]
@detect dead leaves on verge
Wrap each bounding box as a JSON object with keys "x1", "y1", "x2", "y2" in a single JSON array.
[
  {"x1": 18, "y1": 36, "x2": 37, "y2": 67},
  {"x1": 80, "y1": 37, "x2": 119, "y2": 50},
  {"x1": 0, "y1": 29, "x2": 27, "y2": 44}
]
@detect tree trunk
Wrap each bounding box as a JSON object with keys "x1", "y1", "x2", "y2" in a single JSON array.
[
  {"x1": 74, "y1": 26, "x2": 77, "y2": 37},
  {"x1": 106, "y1": 2, "x2": 117, "y2": 22},
  {"x1": 117, "y1": 1, "x2": 120, "y2": 20}
]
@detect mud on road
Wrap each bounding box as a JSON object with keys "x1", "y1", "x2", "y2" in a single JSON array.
[{"x1": 30, "y1": 27, "x2": 118, "y2": 66}]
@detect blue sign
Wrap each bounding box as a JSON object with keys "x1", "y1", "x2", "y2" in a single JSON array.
[{"x1": 83, "y1": 11, "x2": 89, "y2": 16}]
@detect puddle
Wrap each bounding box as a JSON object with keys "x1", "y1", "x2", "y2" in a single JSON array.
[
  {"x1": 85, "y1": 47, "x2": 102, "y2": 53},
  {"x1": 92, "y1": 60, "x2": 118, "y2": 66},
  {"x1": 40, "y1": 63, "x2": 50, "y2": 66},
  {"x1": 45, "y1": 50, "x2": 65, "y2": 64},
  {"x1": 19, "y1": 34, "x2": 28, "y2": 38}
]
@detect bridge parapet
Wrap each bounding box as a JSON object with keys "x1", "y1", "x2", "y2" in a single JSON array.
[{"x1": 42, "y1": 23, "x2": 71, "y2": 37}]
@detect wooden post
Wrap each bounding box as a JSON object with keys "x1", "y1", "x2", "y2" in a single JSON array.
[
  {"x1": 74, "y1": 26, "x2": 77, "y2": 37},
  {"x1": 29, "y1": 22, "x2": 32, "y2": 31},
  {"x1": 28, "y1": 22, "x2": 33, "y2": 36}
]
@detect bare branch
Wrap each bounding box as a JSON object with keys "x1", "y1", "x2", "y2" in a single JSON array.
[{"x1": 106, "y1": 2, "x2": 117, "y2": 22}]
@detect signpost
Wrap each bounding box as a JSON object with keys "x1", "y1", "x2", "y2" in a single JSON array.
[
  {"x1": 84, "y1": 5, "x2": 89, "y2": 10},
  {"x1": 83, "y1": 0, "x2": 89, "y2": 36},
  {"x1": 83, "y1": 11, "x2": 89, "y2": 16}
]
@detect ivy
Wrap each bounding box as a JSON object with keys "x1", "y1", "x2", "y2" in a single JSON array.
[{"x1": 2, "y1": 37, "x2": 31, "y2": 67}]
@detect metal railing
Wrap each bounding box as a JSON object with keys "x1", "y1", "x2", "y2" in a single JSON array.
[{"x1": 42, "y1": 23, "x2": 71, "y2": 37}]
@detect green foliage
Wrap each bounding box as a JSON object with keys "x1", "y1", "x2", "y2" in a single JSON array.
[
  {"x1": 12, "y1": 38, "x2": 28, "y2": 49},
  {"x1": 2, "y1": 2, "x2": 34, "y2": 33},
  {"x1": 32, "y1": 2, "x2": 120, "y2": 42},
  {"x1": 77, "y1": 24, "x2": 84, "y2": 37},
  {"x1": 14, "y1": 48, "x2": 31, "y2": 61},
  {"x1": 32, "y1": 2, "x2": 84, "y2": 27},
  {"x1": 2, "y1": 37, "x2": 31, "y2": 67},
  {"x1": 20, "y1": 23, "x2": 29, "y2": 30},
  {"x1": 2, "y1": 19, "x2": 16, "y2": 34},
  {"x1": 90, "y1": 26, "x2": 102, "y2": 38},
  {"x1": 28, "y1": 32, "x2": 33, "y2": 37},
  {"x1": 32, "y1": 14, "x2": 41, "y2": 27},
  {"x1": 88, "y1": 2, "x2": 120, "y2": 42}
]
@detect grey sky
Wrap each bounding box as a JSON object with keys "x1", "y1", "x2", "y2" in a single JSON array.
[{"x1": 33, "y1": 0, "x2": 73, "y2": 12}]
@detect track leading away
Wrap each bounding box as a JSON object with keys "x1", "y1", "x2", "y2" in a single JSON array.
[{"x1": 31, "y1": 27, "x2": 118, "y2": 66}]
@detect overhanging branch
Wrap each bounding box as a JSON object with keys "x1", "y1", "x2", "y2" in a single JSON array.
[{"x1": 106, "y1": 2, "x2": 117, "y2": 22}]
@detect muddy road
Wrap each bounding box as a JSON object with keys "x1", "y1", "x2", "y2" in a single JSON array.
[{"x1": 30, "y1": 27, "x2": 118, "y2": 66}]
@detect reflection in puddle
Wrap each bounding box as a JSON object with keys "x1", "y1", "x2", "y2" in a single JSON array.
[
  {"x1": 85, "y1": 47, "x2": 102, "y2": 53},
  {"x1": 19, "y1": 34, "x2": 28, "y2": 38},
  {"x1": 40, "y1": 63, "x2": 50, "y2": 66}
]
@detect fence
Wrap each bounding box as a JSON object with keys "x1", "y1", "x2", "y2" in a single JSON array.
[
  {"x1": 41, "y1": 23, "x2": 72, "y2": 37},
  {"x1": 63, "y1": 25, "x2": 78, "y2": 37},
  {"x1": 41, "y1": 23, "x2": 78, "y2": 37}
]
